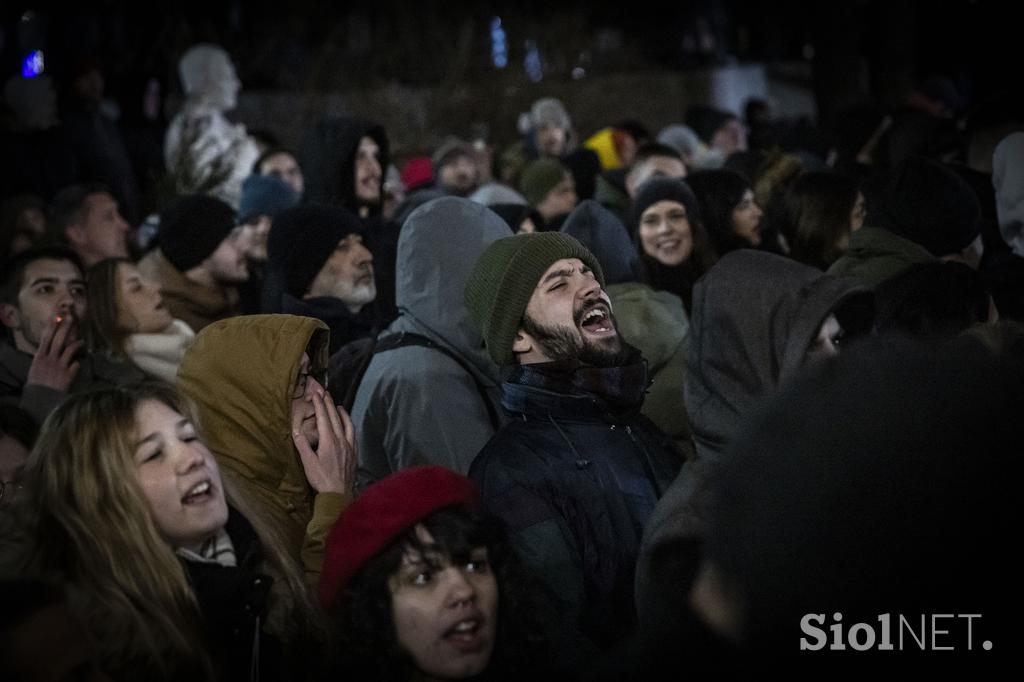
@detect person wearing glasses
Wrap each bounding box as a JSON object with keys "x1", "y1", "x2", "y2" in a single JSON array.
[{"x1": 177, "y1": 314, "x2": 357, "y2": 584}]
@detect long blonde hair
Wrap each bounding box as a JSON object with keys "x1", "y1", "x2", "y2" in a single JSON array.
[{"x1": 17, "y1": 383, "x2": 213, "y2": 679}]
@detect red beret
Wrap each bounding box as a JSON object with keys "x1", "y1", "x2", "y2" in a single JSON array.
[{"x1": 319, "y1": 466, "x2": 479, "y2": 609}]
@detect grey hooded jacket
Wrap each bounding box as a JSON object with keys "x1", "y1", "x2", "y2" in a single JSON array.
[
  {"x1": 351, "y1": 197, "x2": 511, "y2": 488},
  {"x1": 634, "y1": 250, "x2": 872, "y2": 637}
]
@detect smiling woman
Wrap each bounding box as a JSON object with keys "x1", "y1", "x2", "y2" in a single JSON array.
[{"x1": 1, "y1": 383, "x2": 322, "y2": 681}]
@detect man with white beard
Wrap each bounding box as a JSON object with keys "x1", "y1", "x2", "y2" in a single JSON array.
[{"x1": 263, "y1": 204, "x2": 380, "y2": 354}]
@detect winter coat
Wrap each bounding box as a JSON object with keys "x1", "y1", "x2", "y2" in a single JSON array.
[
  {"x1": 592, "y1": 169, "x2": 631, "y2": 226},
  {"x1": 182, "y1": 508, "x2": 280, "y2": 682},
  {"x1": 0, "y1": 341, "x2": 146, "y2": 424},
  {"x1": 635, "y1": 250, "x2": 872, "y2": 641},
  {"x1": 827, "y1": 225, "x2": 935, "y2": 288},
  {"x1": 608, "y1": 282, "x2": 692, "y2": 456},
  {"x1": 351, "y1": 198, "x2": 510, "y2": 488},
  {"x1": 177, "y1": 315, "x2": 350, "y2": 584},
  {"x1": 470, "y1": 361, "x2": 683, "y2": 659},
  {"x1": 560, "y1": 200, "x2": 693, "y2": 455},
  {"x1": 281, "y1": 293, "x2": 379, "y2": 355},
  {"x1": 137, "y1": 248, "x2": 241, "y2": 333}
]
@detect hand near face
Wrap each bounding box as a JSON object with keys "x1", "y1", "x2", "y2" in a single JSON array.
[
  {"x1": 25, "y1": 316, "x2": 83, "y2": 393},
  {"x1": 292, "y1": 387, "x2": 357, "y2": 496}
]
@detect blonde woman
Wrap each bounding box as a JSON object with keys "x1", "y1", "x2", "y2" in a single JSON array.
[
  {"x1": 87, "y1": 258, "x2": 195, "y2": 383},
  {"x1": 2, "y1": 382, "x2": 322, "y2": 681}
]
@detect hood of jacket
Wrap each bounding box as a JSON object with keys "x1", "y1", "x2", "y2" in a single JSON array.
[
  {"x1": 301, "y1": 116, "x2": 390, "y2": 217},
  {"x1": 993, "y1": 132, "x2": 1024, "y2": 258},
  {"x1": 826, "y1": 226, "x2": 935, "y2": 288},
  {"x1": 607, "y1": 281, "x2": 687, "y2": 371},
  {"x1": 686, "y1": 250, "x2": 872, "y2": 461},
  {"x1": 176, "y1": 314, "x2": 329, "y2": 496},
  {"x1": 393, "y1": 196, "x2": 511, "y2": 375},
  {"x1": 560, "y1": 199, "x2": 639, "y2": 285}
]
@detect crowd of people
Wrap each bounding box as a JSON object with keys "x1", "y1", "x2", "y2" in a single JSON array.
[{"x1": 1, "y1": 42, "x2": 1020, "y2": 679}]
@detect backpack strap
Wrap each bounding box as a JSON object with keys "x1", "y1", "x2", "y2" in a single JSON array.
[{"x1": 374, "y1": 332, "x2": 502, "y2": 431}]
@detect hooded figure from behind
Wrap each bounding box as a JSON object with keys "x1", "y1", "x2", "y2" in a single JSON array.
[
  {"x1": 350, "y1": 197, "x2": 511, "y2": 488},
  {"x1": 177, "y1": 314, "x2": 351, "y2": 583},
  {"x1": 561, "y1": 200, "x2": 693, "y2": 456},
  {"x1": 691, "y1": 337, "x2": 1016, "y2": 674},
  {"x1": 634, "y1": 250, "x2": 874, "y2": 647}
]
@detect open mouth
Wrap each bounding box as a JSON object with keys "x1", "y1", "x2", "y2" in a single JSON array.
[
  {"x1": 657, "y1": 238, "x2": 681, "y2": 251},
  {"x1": 181, "y1": 480, "x2": 214, "y2": 505},
  {"x1": 578, "y1": 303, "x2": 615, "y2": 336},
  {"x1": 443, "y1": 616, "x2": 486, "y2": 652}
]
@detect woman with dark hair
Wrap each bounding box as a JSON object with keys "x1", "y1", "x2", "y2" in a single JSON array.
[
  {"x1": 684, "y1": 169, "x2": 764, "y2": 257},
  {"x1": 1, "y1": 383, "x2": 324, "y2": 680},
  {"x1": 779, "y1": 172, "x2": 865, "y2": 270},
  {"x1": 320, "y1": 465, "x2": 549, "y2": 681},
  {"x1": 87, "y1": 258, "x2": 195, "y2": 382},
  {"x1": 630, "y1": 177, "x2": 716, "y2": 313}
]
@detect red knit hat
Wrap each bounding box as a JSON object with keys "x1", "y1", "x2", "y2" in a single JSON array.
[
  {"x1": 319, "y1": 466, "x2": 479, "y2": 609},
  {"x1": 401, "y1": 157, "x2": 435, "y2": 191}
]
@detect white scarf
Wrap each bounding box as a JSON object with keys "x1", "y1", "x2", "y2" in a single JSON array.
[{"x1": 124, "y1": 319, "x2": 196, "y2": 383}]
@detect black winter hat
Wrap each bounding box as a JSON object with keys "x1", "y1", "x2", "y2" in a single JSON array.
[
  {"x1": 265, "y1": 204, "x2": 365, "y2": 302},
  {"x1": 630, "y1": 177, "x2": 702, "y2": 235},
  {"x1": 883, "y1": 155, "x2": 981, "y2": 257},
  {"x1": 158, "y1": 195, "x2": 237, "y2": 271}
]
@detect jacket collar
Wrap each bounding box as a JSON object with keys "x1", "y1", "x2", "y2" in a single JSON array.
[{"x1": 502, "y1": 346, "x2": 649, "y2": 421}]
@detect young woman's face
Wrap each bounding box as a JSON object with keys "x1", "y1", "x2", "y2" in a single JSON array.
[
  {"x1": 389, "y1": 524, "x2": 499, "y2": 679},
  {"x1": 731, "y1": 189, "x2": 763, "y2": 247},
  {"x1": 116, "y1": 263, "x2": 173, "y2": 334},
  {"x1": 133, "y1": 399, "x2": 228, "y2": 551},
  {"x1": 639, "y1": 200, "x2": 694, "y2": 266}
]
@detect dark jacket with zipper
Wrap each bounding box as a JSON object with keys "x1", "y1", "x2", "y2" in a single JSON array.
[
  {"x1": 182, "y1": 509, "x2": 283, "y2": 682},
  {"x1": 469, "y1": 360, "x2": 683, "y2": 659}
]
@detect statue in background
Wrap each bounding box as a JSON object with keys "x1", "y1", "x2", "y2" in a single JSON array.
[{"x1": 164, "y1": 44, "x2": 258, "y2": 209}]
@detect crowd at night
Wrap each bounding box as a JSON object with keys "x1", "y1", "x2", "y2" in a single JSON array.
[{"x1": 1, "y1": 2, "x2": 1018, "y2": 678}]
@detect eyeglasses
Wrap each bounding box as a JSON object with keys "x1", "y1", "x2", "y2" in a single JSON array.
[{"x1": 0, "y1": 479, "x2": 24, "y2": 503}]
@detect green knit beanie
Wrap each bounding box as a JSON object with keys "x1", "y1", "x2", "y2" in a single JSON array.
[
  {"x1": 464, "y1": 232, "x2": 605, "y2": 366},
  {"x1": 519, "y1": 158, "x2": 569, "y2": 206}
]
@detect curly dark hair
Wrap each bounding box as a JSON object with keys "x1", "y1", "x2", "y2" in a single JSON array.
[{"x1": 324, "y1": 505, "x2": 550, "y2": 681}]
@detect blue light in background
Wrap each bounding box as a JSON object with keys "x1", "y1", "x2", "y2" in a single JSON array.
[
  {"x1": 21, "y1": 50, "x2": 44, "y2": 78},
  {"x1": 490, "y1": 17, "x2": 508, "y2": 69},
  {"x1": 524, "y1": 39, "x2": 542, "y2": 82}
]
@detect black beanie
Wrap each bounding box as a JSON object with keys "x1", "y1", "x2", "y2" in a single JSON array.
[
  {"x1": 266, "y1": 204, "x2": 365, "y2": 300},
  {"x1": 883, "y1": 155, "x2": 981, "y2": 257},
  {"x1": 158, "y1": 195, "x2": 237, "y2": 272},
  {"x1": 630, "y1": 177, "x2": 702, "y2": 235}
]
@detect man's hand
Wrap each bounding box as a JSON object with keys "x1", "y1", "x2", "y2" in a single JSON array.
[
  {"x1": 25, "y1": 316, "x2": 83, "y2": 393},
  {"x1": 293, "y1": 388, "x2": 358, "y2": 495}
]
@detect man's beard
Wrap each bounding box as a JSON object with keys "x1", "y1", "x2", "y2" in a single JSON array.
[{"x1": 521, "y1": 310, "x2": 629, "y2": 368}]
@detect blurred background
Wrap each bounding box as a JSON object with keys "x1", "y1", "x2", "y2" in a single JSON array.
[{"x1": 1, "y1": 0, "x2": 1017, "y2": 206}]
